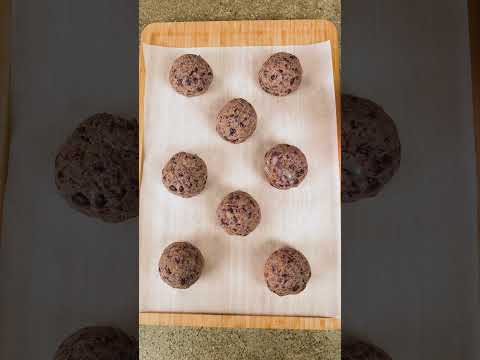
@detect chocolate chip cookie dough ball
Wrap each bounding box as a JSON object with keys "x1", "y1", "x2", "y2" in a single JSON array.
[
  {"x1": 216, "y1": 191, "x2": 261, "y2": 236},
  {"x1": 162, "y1": 152, "x2": 207, "y2": 198},
  {"x1": 264, "y1": 144, "x2": 308, "y2": 190},
  {"x1": 342, "y1": 94, "x2": 401, "y2": 203},
  {"x1": 169, "y1": 54, "x2": 213, "y2": 96},
  {"x1": 54, "y1": 326, "x2": 137, "y2": 360},
  {"x1": 216, "y1": 98, "x2": 257, "y2": 144},
  {"x1": 159, "y1": 242, "x2": 204, "y2": 289},
  {"x1": 264, "y1": 247, "x2": 311, "y2": 296},
  {"x1": 258, "y1": 52, "x2": 303, "y2": 96},
  {"x1": 54, "y1": 113, "x2": 139, "y2": 223}
]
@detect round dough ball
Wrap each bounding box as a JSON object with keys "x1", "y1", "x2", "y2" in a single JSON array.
[
  {"x1": 216, "y1": 98, "x2": 257, "y2": 144},
  {"x1": 54, "y1": 113, "x2": 139, "y2": 223},
  {"x1": 216, "y1": 191, "x2": 261, "y2": 236},
  {"x1": 258, "y1": 52, "x2": 303, "y2": 96},
  {"x1": 54, "y1": 326, "x2": 137, "y2": 360},
  {"x1": 169, "y1": 54, "x2": 213, "y2": 96},
  {"x1": 264, "y1": 144, "x2": 308, "y2": 190},
  {"x1": 162, "y1": 152, "x2": 208, "y2": 198},
  {"x1": 264, "y1": 247, "x2": 311, "y2": 296},
  {"x1": 158, "y1": 242, "x2": 204, "y2": 289},
  {"x1": 342, "y1": 94, "x2": 401, "y2": 203}
]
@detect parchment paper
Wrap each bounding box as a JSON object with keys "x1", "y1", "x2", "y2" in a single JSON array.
[{"x1": 140, "y1": 41, "x2": 340, "y2": 317}]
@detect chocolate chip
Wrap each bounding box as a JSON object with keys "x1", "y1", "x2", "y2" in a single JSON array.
[
  {"x1": 94, "y1": 194, "x2": 107, "y2": 208},
  {"x1": 72, "y1": 192, "x2": 90, "y2": 207}
]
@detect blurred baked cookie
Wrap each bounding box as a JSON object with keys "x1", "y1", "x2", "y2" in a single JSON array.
[
  {"x1": 342, "y1": 94, "x2": 401, "y2": 202},
  {"x1": 54, "y1": 113, "x2": 138, "y2": 223}
]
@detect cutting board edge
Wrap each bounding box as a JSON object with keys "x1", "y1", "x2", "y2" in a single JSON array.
[{"x1": 139, "y1": 312, "x2": 341, "y2": 330}]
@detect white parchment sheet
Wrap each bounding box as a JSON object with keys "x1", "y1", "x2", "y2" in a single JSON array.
[{"x1": 140, "y1": 41, "x2": 340, "y2": 317}]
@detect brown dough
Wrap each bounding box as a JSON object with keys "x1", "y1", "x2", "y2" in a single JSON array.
[
  {"x1": 264, "y1": 144, "x2": 308, "y2": 190},
  {"x1": 169, "y1": 54, "x2": 213, "y2": 96},
  {"x1": 216, "y1": 98, "x2": 257, "y2": 144},
  {"x1": 258, "y1": 52, "x2": 303, "y2": 96},
  {"x1": 264, "y1": 247, "x2": 311, "y2": 296},
  {"x1": 162, "y1": 152, "x2": 207, "y2": 198},
  {"x1": 158, "y1": 242, "x2": 204, "y2": 289},
  {"x1": 216, "y1": 191, "x2": 261, "y2": 236}
]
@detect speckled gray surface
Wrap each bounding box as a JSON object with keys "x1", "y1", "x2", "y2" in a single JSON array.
[
  {"x1": 139, "y1": 0, "x2": 340, "y2": 35},
  {"x1": 140, "y1": 326, "x2": 340, "y2": 360},
  {"x1": 139, "y1": 1, "x2": 340, "y2": 359}
]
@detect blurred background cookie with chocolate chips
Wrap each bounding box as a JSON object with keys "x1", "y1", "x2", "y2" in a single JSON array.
[{"x1": 54, "y1": 113, "x2": 138, "y2": 223}]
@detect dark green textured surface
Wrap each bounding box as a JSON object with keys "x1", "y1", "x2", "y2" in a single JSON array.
[
  {"x1": 139, "y1": 1, "x2": 341, "y2": 358},
  {"x1": 140, "y1": 325, "x2": 341, "y2": 359}
]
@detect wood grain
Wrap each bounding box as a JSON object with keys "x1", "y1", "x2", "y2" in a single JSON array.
[
  {"x1": 140, "y1": 312, "x2": 341, "y2": 330},
  {"x1": 0, "y1": 0, "x2": 10, "y2": 242},
  {"x1": 139, "y1": 20, "x2": 341, "y2": 330}
]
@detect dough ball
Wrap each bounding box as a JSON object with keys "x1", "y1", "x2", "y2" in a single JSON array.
[
  {"x1": 54, "y1": 326, "x2": 137, "y2": 360},
  {"x1": 264, "y1": 144, "x2": 308, "y2": 190},
  {"x1": 162, "y1": 152, "x2": 207, "y2": 198},
  {"x1": 158, "y1": 242, "x2": 204, "y2": 289},
  {"x1": 216, "y1": 191, "x2": 261, "y2": 236},
  {"x1": 216, "y1": 98, "x2": 257, "y2": 144},
  {"x1": 264, "y1": 247, "x2": 311, "y2": 296},
  {"x1": 169, "y1": 54, "x2": 213, "y2": 96},
  {"x1": 342, "y1": 94, "x2": 401, "y2": 203},
  {"x1": 258, "y1": 52, "x2": 303, "y2": 96},
  {"x1": 54, "y1": 113, "x2": 139, "y2": 223}
]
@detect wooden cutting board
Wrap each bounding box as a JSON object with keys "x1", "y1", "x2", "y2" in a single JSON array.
[{"x1": 139, "y1": 19, "x2": 341, "y2": 330}]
